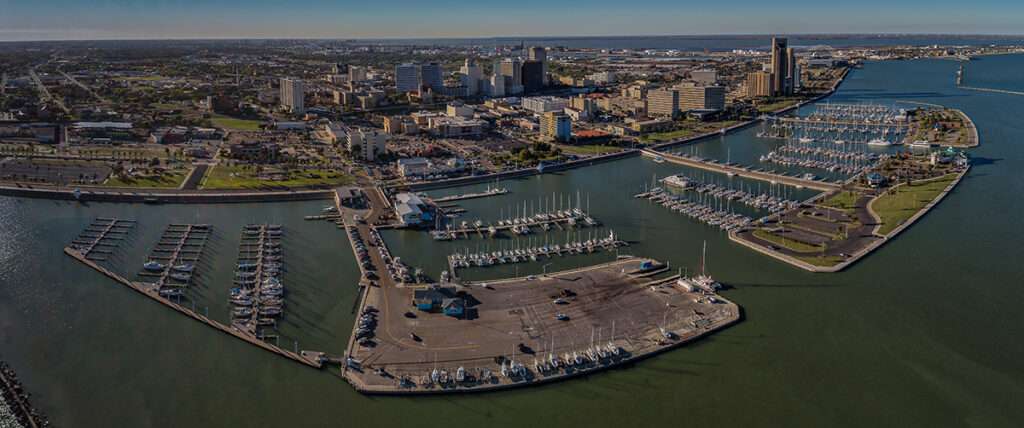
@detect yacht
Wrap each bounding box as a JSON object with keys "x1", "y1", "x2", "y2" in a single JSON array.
[
  {"x1": 171, "y1": 263, "x2": 194, "y2": 272},
  {"x1": 867, "y1": 138, "x2": 892, "y2": 147},
  {"x1": 143, "y1": 261, "x2": 165, "y2": 272}
]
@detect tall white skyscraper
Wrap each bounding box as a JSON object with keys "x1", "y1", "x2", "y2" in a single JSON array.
[
  {"x1": 460, "y1": 58, "x2": 482, "y2": 95},
  {"x1": 395, "y1": 63, "x2": 420, "y2": 93},
  {"x1": 280, "y1": 78, "x2": 305, "y2": 114},
  {"x1": 500, "y1": 58, "x2": 523, "y2": 95}
]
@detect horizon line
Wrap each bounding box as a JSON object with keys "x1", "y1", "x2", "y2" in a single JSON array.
[{"x1": 3, "y1": 31, "x2": 1024, "y2": 44}]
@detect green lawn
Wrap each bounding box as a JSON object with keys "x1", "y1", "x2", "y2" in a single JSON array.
[
  {"x1": 201, "y1": 165, "x2": 353, "y2": 189},
  {"x1": 819, "y1": 191, "x2": 860, "y2": 211},
  {"x1": 103, "y1": 170, "x2": 187, "y2": 188},
  {"x1": 211, "y1": 114, "x2": 263, "y2": 131},
  {"x1": 752, "y1": 229, "x2": 824, "y2": 253},
  {"x1": 641, "y1": 128, "x2": 694, "y2": 143},
  {"x1": 556, "y1": 144, "x2": 623, "y2": 155},
  {"x1": 872, "y1": 174, "x2": 958, "y2": 235}
]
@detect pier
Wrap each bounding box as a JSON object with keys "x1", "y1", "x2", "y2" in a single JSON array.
[
  {"x1": 641, "y1": 149, "x2": 840, "y2": 192},
  {"x1": 341, "y1": 257, "x2": 740, "y2": 395},
  {"x1": 68, "y1": 217, "x2": 135, "y2": 260}
]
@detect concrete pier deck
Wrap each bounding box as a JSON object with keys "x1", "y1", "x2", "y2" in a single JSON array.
[{"x1": 341, "y1": 257, "x2": 739, "y2": 395}]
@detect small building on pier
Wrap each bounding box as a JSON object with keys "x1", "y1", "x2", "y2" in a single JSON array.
[{"x1": 412, "y1": 285, "x2": 465, "y2": 317}]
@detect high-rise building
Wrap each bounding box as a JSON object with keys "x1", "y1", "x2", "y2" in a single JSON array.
[
  {"x1": 348, "y1": 65, "x2": 368, "y2": 82},
  {"x1": 459, "y1": 58, "x2": 483, "y2": 96},
  {"x1": 420, "y1": 62, "x2": 444, "y2": 92},
  {"x1": 677, "y1": 85, "x2": 726, "y2": 111},
  {"x1": 746, "y1": 71, "x2": 773, "y2": 98},
  {"x1": 647, "y1": 88, "x2": 680, "y2": 117},
  {"x1": 527, "y1": 46, "x2": 548, "y2": 86},
  {"x1": 500, "y1": 58, "x2": 523, "y2": 95},
  {"x1": 770, "y1": 37, "x2": 795, "y2": 96},
  {"x1": 521, "y1": 60, "x2": 544, "y2": 93},
  {"x1": 540, "y1": 111, "x2": 571, "y2": 142},
  {"x1": 279, "y1": 78, "x2": 305, "y2": 114},
  {"x1": 488, "y1": 73, "x2": 506, "y2": 97},
  {"x1": 395, "y1": 63, "x2": 420, "y2": 93}
]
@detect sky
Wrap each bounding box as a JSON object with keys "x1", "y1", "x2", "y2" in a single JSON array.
[{"x1": 1, "y1": 0, "x2": 1023, "y2": 41}]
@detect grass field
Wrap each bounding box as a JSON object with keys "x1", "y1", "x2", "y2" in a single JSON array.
[
  {"x1": 556, "y1": 144, "x2": 624, "y2": 155},
  {"x1": 641, "y1": 128, "x2": 694, "y2": 143},
  {"x1": 211, "y1": 114, "x2": 263, "y2": 131},
  {"x1": 103, "y1": 170, "x2": 187, "y2": 188},
  {"x1": 202, "y1": 165, "x2": 353, "y2": 189},
  {"x1": 752, "y1": 229, "x2": 824, "y2": 253},
  {"x1": 819, "y1": 191, "x2": 860, "y2": 211},
  {"x1": 872, "y1": 174, "x2": 957, "y2": 235}
]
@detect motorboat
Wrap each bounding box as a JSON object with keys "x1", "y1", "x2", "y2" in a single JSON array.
[
  {"x1": 171, "y1": 263, "x2": 194, "y2": 272},
  {"x1": 143, "y1": 261, "x2": 165, "y2": 272}
]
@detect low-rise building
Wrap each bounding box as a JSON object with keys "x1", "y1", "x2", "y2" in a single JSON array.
[{"x1": 347, "y1": 128, "x2": 388, "y2": 161}]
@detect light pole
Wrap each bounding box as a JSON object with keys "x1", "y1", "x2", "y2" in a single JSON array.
[{"x1": 542, "y1": 262, "x2": 553, "y2": 276}]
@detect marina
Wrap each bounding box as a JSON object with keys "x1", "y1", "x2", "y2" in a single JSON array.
[
  {"x1": 232, "y1": 224, "x2": 287, "y2": 334},
  {"x1": 62, "y1": 222, "x2": 323, "y2": 369},
  {"x1": 429, "y1": 185, "x2": 509, "y2": 203},
  {"x1": 641, "y1": 149, "x2": 841, "y2": 191},
  {"x1": 636, "y1": 188, "x2": 754, "y2": 232},
  {"x1": 433, "y1": 194, "x2": 602, "y2": 240},
  {"x1": 446, "y1": 229, "x2": 628, "y2": 273}
]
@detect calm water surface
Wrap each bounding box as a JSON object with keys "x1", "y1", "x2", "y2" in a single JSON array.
[{"x1": 1, "y1": 55, "x2": 1023, "y2": 427}]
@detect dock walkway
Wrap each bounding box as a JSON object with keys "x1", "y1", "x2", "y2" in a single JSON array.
[{"x1": 642, "y1": 149, "x2": 840, "y2": 192}]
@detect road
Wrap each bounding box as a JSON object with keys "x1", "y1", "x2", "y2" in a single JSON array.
[
  {"x1": 28, "y1": 65, "x2": 69, "y2": 114},
  {"x1": 58, "y1": 68, "x2": 109, "y2": 103}
]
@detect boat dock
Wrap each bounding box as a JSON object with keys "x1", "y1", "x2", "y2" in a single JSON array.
[
  {"x1": 232, "y1": 224, "x2": 285, "y2": 334},
  {"x1": 138, "y1": 224, "x2": 210, "y2": 290},
  {"x1": 641, "y1": 149, "x2": 840, "y2": 192},
  {"x1": 63, "y1": 246, "x2": 322, "y2": 369},
  {"x1": 435, "y1": 208, "x2": 601, "y2": 241},
  {"x1": 447, "y1": 230, "x2": 629, "y2": 274},
  {"x1": 430, "y1": 187, "x2": 509, "y2": 203},
  {"x1": 67, "y1": 217, "x2": 135, "y2": 261}
]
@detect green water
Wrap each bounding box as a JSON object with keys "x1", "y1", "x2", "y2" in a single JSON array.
[{"x1": 2, "y1": 55, "x2": 1024, "y2": 427}]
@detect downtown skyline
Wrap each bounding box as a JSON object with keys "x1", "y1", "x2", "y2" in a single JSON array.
[{"x1": 2, "y1": 0, "x2": 1024, "y2": 41}]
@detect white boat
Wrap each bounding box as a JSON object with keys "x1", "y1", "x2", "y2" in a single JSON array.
[
  {"x1": 798, "y1": 137, "x2": 815, "y2": 143},
  {"x1": 143, "y1": 261, "x2": 165, "y2": 272},
  {"x1": 910, "y1": 140, "x2": 932, "y2": 148},
  {"x1": 171, "y1": 263, "x2": 194, "y2": 272},
  {"x1": 867, "y1": 139, "x2": 892, "y2": 147}
]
